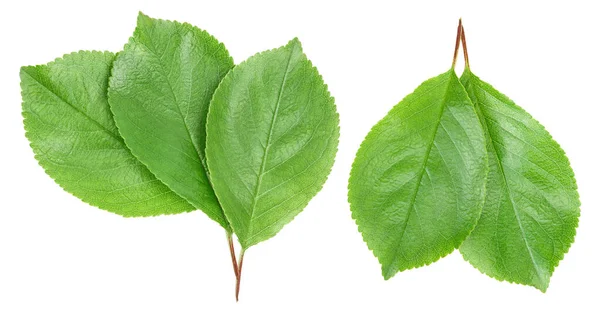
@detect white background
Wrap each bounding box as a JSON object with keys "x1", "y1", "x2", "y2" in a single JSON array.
[{"x1": 1, "y1": 0, "x2": 598, "y2": 318}]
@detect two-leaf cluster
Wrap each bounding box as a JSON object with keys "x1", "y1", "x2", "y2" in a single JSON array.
[
  {"x1": 21, "y1": 13, "x2": 339, "y2": 298},
  {"x1": 348, "y1": 22, "x2": 579, "y2": 292}
]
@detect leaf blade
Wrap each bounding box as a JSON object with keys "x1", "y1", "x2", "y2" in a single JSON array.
[
  {"x1": 206, "y1": 38, "x2": 340, "y2": 248},
  {"x1": 108, "y1": 13, "x2": 234, "y2": 228},
  {"x1": 348, "y1": 70, "x2": 488, "y2": 278},
  {"x1": 21, "y1": 51, "x2": 194, "y2": 216},
  {"x1": 459, "y1": 70, "x2": 580, "y2": 292}
]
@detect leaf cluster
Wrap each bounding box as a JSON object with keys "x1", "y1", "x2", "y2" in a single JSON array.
[
  {"x1": 21, "y1": 12, "x2": 339, "y2": 300},
  {"x1": 348, "y1": 21, "x2": 580, "y2": 292}
]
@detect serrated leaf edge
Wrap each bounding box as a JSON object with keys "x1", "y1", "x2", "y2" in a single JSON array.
[
  {"x1": 206, "y1": 38, "x2": 341, "y2": 249},
  {"x1": 458, "y1": 71, "x2": 581, "y2": 293},
  {"x1": 107, "y1": 14, "x2": 234, "y2": 229},
  {"x1": 348, "y1": 69, "x2": 488, "y2": 280},
  {"x1": 21, "y1": 50, "x2": 195, "y2": 218}
]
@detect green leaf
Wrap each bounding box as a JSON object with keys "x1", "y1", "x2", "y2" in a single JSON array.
[
  {"x1": 348, "y1": 70, "x2": 488, "y2": 279},
  {"x1": 21, "y1": 51, "x2": 194, "y2": 216},
  {"x1": 459, "y1": 70, "x2": 580, "y2": 292},
  {"x1": 206, "y1": 38, "x2": 340, "y2": 248},
  {"x1": 108, "y1": 13, "x2": 234, "y2": 228}
]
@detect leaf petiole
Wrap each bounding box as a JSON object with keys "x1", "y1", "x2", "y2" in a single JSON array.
[
  {"x1": 459, "y1": 21, "x2": 470, "y2": 69},
  {"x1": 235, "y1": 249, "x2": 245, "y2": 302},
  {"x1": 227, "y1": 233, "x2": 239, "y2": 279},
  {"x1": 451, "y1": 19, "x2": 463, "y2": 68}
]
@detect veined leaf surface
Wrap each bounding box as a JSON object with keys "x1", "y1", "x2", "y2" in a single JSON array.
[
  {"x1": 21, "y1": 51, "x2": 193, "y2": 216},
  {"x1": 459, "y1": 70, "x2": 580, "y2": 292},
  {"x1": 206, "y1": 39, "x2": 340, "y2": 248},
  {"x1": 108, "y1": 13, "x2": 234, "y2": 228},
  {"x1": 348, "y1": 70, "x2": 487, "y2": 279}
]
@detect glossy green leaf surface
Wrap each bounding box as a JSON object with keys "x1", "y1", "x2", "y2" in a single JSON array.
[
  {"x1": 108, "y1": 13, "x2": 234, "y2": 228},
  {"x1": 349, "y1": 70, "x2": 487, "y2": 279},
  {"x1": 21, "y1": 51, "x2": 194, "y2": 216},
  {"x1": 459, "y1": 70, "x2": 580, "y2": 292},
  {"x1": 206, "y1": 39, "x2": 339, "y2": 248}
]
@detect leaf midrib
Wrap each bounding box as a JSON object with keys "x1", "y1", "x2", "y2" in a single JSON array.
[
  {"x1": 133, "y1": 36, "x2": 219, "y2": 204},
  {"x1": 135, "y1": 39, "x2": 209, "y2": 171},
  {"x1": 22, "y1": 69, "x2": 122, "y2": 142},
  {"x1": 245, "y1": 44, "x2": 298, "y2": 244},
  {"x1": 121, "y1": 34, "x2": 228, "y2": 228},
  {"x1": 386, "y1": 73, "x2": 452, "y2": 276},
  {"x1": 469, "y1": 77, "x2": 545, "y2": 285}
]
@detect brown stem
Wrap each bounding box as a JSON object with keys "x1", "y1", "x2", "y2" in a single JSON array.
[
  {"x1": 235, "y1": 249, "x2": 245, "y2": 302},
  {"x1": 460, "y1": 22, "x2": 470, "y2": 69},
  {"x1": 452, "y1": 18, "x2": 463, "y2": 68},
  {"x1": 227, "y1": 234, "x2": 239, "y2": 279}
]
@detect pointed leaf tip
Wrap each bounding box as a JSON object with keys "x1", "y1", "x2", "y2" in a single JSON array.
[
  {"x1": 21, "y1": 51, "x2": 193, "y2": 216},
  {"x1": 286, "y1": 37, "x2": 302, "y2": 50},
  {"x1": 137, "y1": 11, "x2": 150, "y2": 21}
]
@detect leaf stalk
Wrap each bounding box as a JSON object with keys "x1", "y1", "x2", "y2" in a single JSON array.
[
  {"x1": 227, "y1": 233, "x2": 239, "y2": 279},
  {"x1": 235, "y1": 249, "x2": 245, "y2": 302},
  {"x1": 459, "y1": 22, "x2": 470, "y2": 69},
  {"x1": 452, "y1": 19, "x2": 463, "y2": 69}
]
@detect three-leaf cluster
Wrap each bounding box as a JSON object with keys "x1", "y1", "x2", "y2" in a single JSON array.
[
  {"x1": 348, "y1": 22, "x2": 580, "y2": 292},
  {"x1": 21, "y1": 13, "x2": 339, "y2": 299}
]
